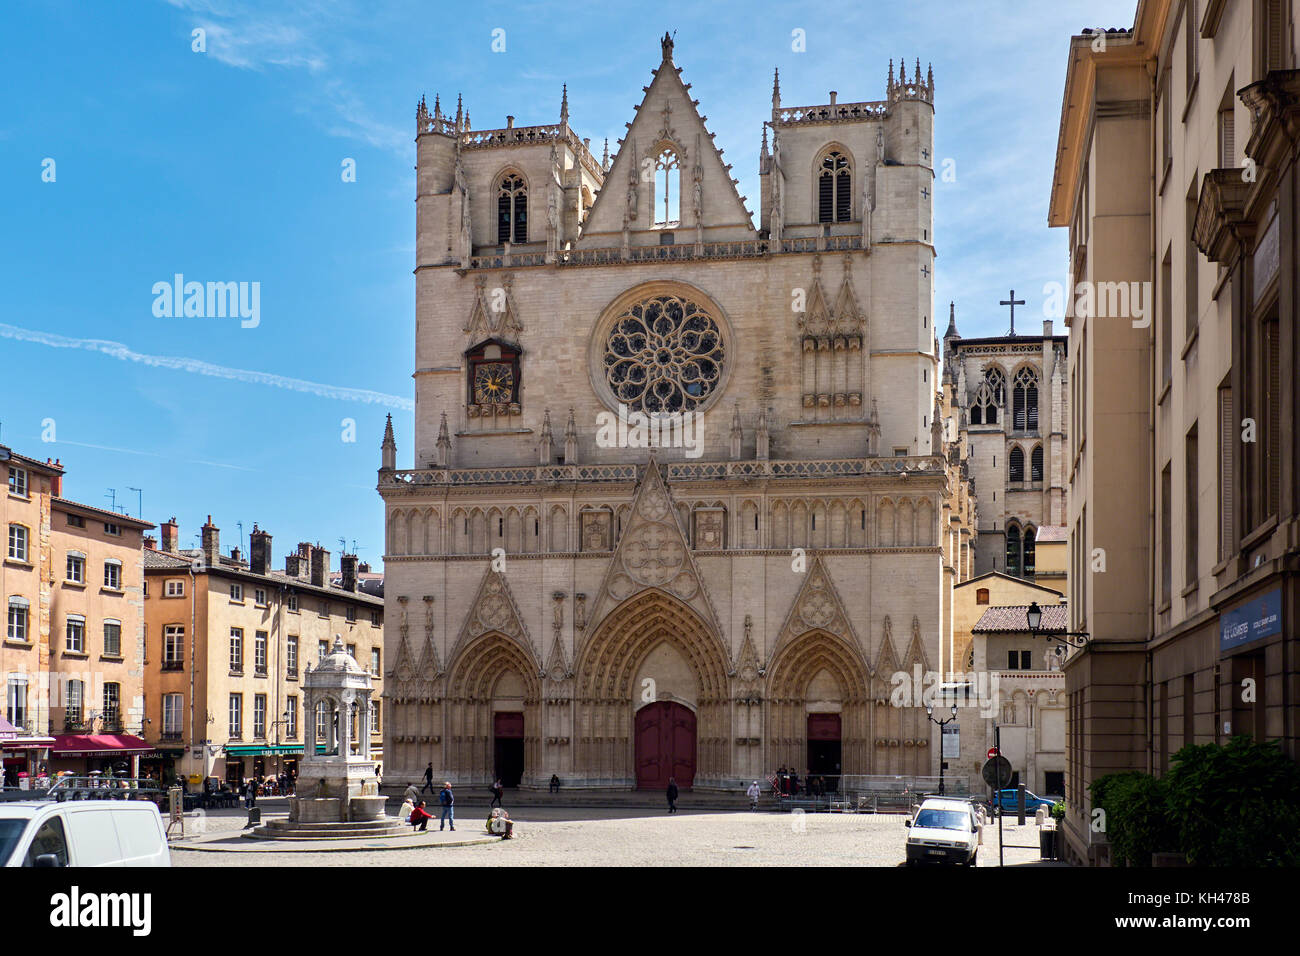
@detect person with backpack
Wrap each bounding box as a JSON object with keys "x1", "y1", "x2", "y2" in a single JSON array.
[
  {"x1": 438, "y1": 781, "x2": 456, "y2": 831},
  {"x1": 490, "y1": 778, "x2": 504, "y2": 808}
]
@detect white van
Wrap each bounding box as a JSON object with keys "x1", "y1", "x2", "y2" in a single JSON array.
[
  {"x1": 0, "y1": 801, "x2": 171, "y2": 867},
  {"x1": 903, "y1": 797, "x2": 980, "y2": 866}
]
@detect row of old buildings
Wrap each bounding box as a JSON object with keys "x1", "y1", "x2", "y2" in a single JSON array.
[
  {"x1": 1049, "y1": 0, "x2": 1300, "y2": 863},
  {"x1": 2, "y1": 445, "x2": 384, "y2": 789}
]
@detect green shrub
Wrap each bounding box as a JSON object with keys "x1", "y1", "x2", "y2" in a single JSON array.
[
  {"x1": 1090, "y1": 771, "x2": 1173, "y2": 867},
  {"x1": 1164, "y1": 736, "x2": 1300, "y2": 866}
]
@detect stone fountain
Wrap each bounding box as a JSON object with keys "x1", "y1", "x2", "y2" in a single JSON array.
[{"x1": 249, "y1": 635, "x2": 405, "y2": 840}]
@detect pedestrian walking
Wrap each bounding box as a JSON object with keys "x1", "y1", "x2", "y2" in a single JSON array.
[
  {"x1": 438, "y1": 781, "x2": 456, "y2": 831},
  {"x1": 421, "y1": 762, "x2": 435, "y2": 793},
  {"x1": 243, "y1": 778, "x2": 257, "y2": 809},
  {"x1": 746, "y1": 780, "x2": 761, "y2": 811},
  {"x1": 490, "y1": 778, "x2": 504, "y2": 808},
  {"x1": 666, "y1": 777, "x2": 679, "y2": 814}
]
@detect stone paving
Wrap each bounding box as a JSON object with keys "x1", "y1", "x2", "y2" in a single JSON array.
[{"x1": 171, "y1": 805, "x2": 1064, "y2": 867}]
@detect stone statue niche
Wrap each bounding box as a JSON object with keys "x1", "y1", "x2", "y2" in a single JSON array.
[{"x1": 290, "y1": 635, "x2": 386, "y2": 824}]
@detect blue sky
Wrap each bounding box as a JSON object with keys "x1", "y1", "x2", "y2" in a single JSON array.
[{"x1": 0, "y1": 0, "x2": 1135, "y2": 569}]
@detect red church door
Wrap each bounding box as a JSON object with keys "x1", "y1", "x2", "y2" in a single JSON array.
[{"x1": 635, "y1": 701, "x2": 696, "y2": 790}]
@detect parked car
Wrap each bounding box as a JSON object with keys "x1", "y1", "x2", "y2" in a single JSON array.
[
  {"x1": 0, "y1": 800, "x2": 170, "y2": 867},
  {"x1": 904, "y1": 797, "x2": 980, "y2": 866},
  {"x1": 993, "y1": 789, "x2": 1062, "y2": 813}
]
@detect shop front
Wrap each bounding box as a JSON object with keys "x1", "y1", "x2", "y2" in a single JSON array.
[
  {"x1": 49, "y1": 733, "x2": 153, "y2": 777},
  {"x1": 223, "y1": 744, "x2": 304, "y2": 790},
  {"x1": 1, "y1": 717, "x2": 55, "y2": 788},
  {"x1": 138, "y1": 746, "x2": 185, "y2": 787}
]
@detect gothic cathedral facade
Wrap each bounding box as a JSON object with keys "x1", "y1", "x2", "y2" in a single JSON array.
[{"x1": 379, "y1": 35, "x2": 976, "y2": 790}]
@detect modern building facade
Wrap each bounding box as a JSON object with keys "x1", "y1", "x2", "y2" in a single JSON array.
[
  {"x1": 142, "y1": 519, "x2": 385, "y2": 786},
  {"x1": 380, "y1": 36, "x2": 980, "y2": 791},
  {"x1": 1050, "y1": 0, "x2": 1299, "y2": 864}
]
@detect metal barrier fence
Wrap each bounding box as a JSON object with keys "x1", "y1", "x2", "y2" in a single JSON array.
[{"x1": 774, "y1": 774, "x2": 974, "y2": 814}]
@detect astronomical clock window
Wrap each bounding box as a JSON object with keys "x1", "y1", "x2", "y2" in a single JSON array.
[
  {"x1": 602, "y1": 292, "x2": 724, "y2": 413},
  {"x1": 466, "y1": 338, "x2": 522, "y2": 421}
]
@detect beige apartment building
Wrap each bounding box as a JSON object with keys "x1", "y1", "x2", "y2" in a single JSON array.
[
  {"x1": 1050, "y1": 0, "x2": 1299, "y2": 864},
  {"x1": 3, "y1": 445, "x2": 153, "y2": 781},
  {"x1": 142, "y1": 518, "x2": 384, "y2": 787}
]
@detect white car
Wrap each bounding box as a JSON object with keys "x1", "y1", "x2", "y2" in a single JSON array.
[
  {"x1": 904, "y1": 797, "x2": 980, "y2": 866},
  {"x1": 0, "y1": 800, "x2": 171, "y2": 867}
]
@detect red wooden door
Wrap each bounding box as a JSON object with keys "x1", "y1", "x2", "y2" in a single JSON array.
[{"x1": 635, "y1": 701, "x2": 696, "y2": 790}]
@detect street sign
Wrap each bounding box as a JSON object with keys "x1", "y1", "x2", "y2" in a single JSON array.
[
  {"x1": 981, "y1": 755, "x2": 1013, "y2": 790},
  {"x1": 987, "y1": 747, "x2": 998, "y2": 759}
]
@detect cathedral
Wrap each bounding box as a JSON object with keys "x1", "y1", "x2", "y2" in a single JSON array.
[{"x1": 378, "y1": 34, "x2": 977, "y2": 791}]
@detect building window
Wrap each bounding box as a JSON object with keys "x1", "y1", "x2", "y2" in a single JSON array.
[
  {"x1": 253, "y1": 695, "x2": 267, "y2": 739},
  {"x1": 1009, "y1": 446, "x2": 1025, "y2": 483},
  {"x1": 319, "y1": 639, "x2": 329, "y2": 660},
  {"x1": 370, "y1": 699, "x2": 380, "y2": 735},
  {"x1": 7, "y1": 524, "x2": 29, "y2": 562},
  {"x1": 66, "y1": 513, "x2": 85, "y2": 529},
  {"x1": 103, "y1": 523, "x2": 120, "y2": 536},
  {"x1": 230, "y1": 583, "x2": 243, "y2": 602},
  {"x1": 7, "y1": 466, "x2": 27, "y2": 497},
  {"x1": 1161, "y1": 463, "x2": 1173, "y2": 606},
  {"x1": 315, "y1": 700, "x2": 331, "y2": 743},
  {"x1": 65, "y1": 616, "x2": 85, "y2": 654},
  {"x1": 163, "y1": 625, "x2": 184, "y2": 668},
  {"x1": 286, "y1": 697, "x2": 298, "y2": 738},
  {"x1": 1022, "y1": 527, "x2": 1036, "y2": 578},
  {"x1": 1218, "y1": 380, "x2": 1234, "y2": 560},
  {"x1": 817, "y1": 149, "x2": 852, "y2": 223},
  {"x1": 102, "y1": 683, "x2": 120, "y2": 728},
  {"x1": 371, "y1": 648, "x2": 381, "y2": 676},
  {"x1": 1184, "y1": 0, "x2": 1198, "y2": 95},
  {"x1": 653, "y1": 145, "x2": 681, "y2": 226},
  {"x1": 103, "y1": 560, "x2": 122, "y2": 590},
  {"x1": 346, "y1": 605, "x2": 357, "y2": 623},
  {"x1": 7, "y1": 597, "x2": 30, "y2": 641},
  {"x1": 1013, "y1": 367, "x2": 1038, "y2": 431},
  {"x1": 228, "y1": 694, "x2": 242, "y2": 739},
  {"x1": 162, "y1": 693, "x2": 183, "y2": 739},
  {"x1": 229, "y1": 627, "x2": 243, "y2": 673},
  {"x1": 287, "y1": 635, "x2": 299, "y2": 676},
  {"x1": 6, "y1": 676, "x2": 28, "y2": 728},
  {"x1": 103, "y1": 620, "x2": 122, "y2": 657},
  {"x1": 1007, "y1": 650, "x2": 1032, "y2": 670},
  {"x1": 602, "y1": 291, "x2": 724, "y2": 414},
  {"x1": 254, "y1": 588, "x2": 267, "y2": 606},
  {"x1": 371, "y1": 609, "x2": 382, "y2": 627},
  {"x1": 496, "y1": 172, "x2": 528, "y2": 243},
  {"x1": 165, "y1": 579, "x2": 184, "y2": 597},
  {"x1": 319, "y1": 601, "x2": 329, "y2": 618},
  {"x1": 1031, "y1": 445, "x2": 1044, "y2": 482},
  {"x1": 254, "y1": 630, "x2": 268, "y2": 675},
  {"x1": 1186, "y1": 422, "x2": 1199, "y2": 590},
  {"x1": 1006, "y1": 522, "x2": 1022, "y2": 577},
  {"x1": 65, "y1": 679, "x2": 84, "y2": 727},
  {"x1": 287, "y1": 592, "x2": 298, "y2": 612},
  {"x1": 976, "y1": 588, "x2": 990, "y2": 605},
  {"x1": 347, "y1": 643, "x2": 357, "y2": 662}
]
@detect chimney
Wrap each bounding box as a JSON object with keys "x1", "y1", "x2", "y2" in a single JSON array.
[
  {"x1": 143, "y1": 534, "x2": 158, "y2": 550},
  {"x1": 201, "y1": 516, "x2": 219, "y2": 567},
  {"x1": 160, "y1": 518, "x2": 179, "y2": 554},
  {"x1": 49, "y1": 461, "x2": 63, "y2": 498},
  {"x1": 358, "y1": 562, "x2": 371, "y2": 575},
  {"x1": 310, "y1": 547, "x2": 330, "y2": 588},
  {"x1": 250, "y1": 524, "x2": 272, "y2": 576},
  {"x1": 341, "y1": 554, "x2": 359, "y2": 592}
]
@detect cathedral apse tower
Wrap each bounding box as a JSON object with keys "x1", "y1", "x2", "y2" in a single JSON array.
[{"x1": 379, "y1": 36, "x2": 976, "y2": 791}]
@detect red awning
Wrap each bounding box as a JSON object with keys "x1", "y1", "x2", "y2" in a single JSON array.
[{"x1": 51, "y1": 734, "x2": 152, "y2": 757}]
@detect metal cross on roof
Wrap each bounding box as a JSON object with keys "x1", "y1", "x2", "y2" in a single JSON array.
[{"x1": 1000, "y1": 289, "x2": 1026, "y2": 335}]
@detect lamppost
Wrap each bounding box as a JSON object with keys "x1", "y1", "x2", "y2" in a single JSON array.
[
  {"x1": 1025, "y1": 601, "x2": 1092, "y2": 650},
  {"x1": 925, "y1": 702, "x2": 959, "y2": 794},
  {"x1": 268, "y1": 710, "x2": 291, "y2": 781}
]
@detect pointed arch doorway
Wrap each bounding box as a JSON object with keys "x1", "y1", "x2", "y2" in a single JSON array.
[{"x1": 635, "y1": 700, "x2": 696, "y2": 790}]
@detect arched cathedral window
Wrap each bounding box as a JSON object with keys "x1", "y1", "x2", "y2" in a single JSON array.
[
  {"x1": 497, "y1": 172, "x2": 527, "y2": 244},
  {"x1": 1031, "y1": 444, "x2": 1044, "y2": 482},
  {"x1": 1013, "y1": 367, "x2": 1039, "y2": 432},
  {"x1": 1023, "y1": 526, "x2": 1036, "y2": 578},
  {"x1": 1009, "y1": 446, "x2": 1025, "y2": 483},
  {"x1": 818, "y1": 150, "x2": 852, "y2": 223},
  {"x1": 1006, "y1": 520, "x2": 1022, "y2": 577},
  {"x1": 654, "y1": 145, "x2": 681, "y2": 226}
]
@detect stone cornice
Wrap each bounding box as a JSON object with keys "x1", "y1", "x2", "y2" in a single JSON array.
[{"x1": 1193, "y1": 168, "x2": 1253, "y2": 263}]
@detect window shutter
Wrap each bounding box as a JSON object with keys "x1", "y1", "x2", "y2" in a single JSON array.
[
  {"x1": 497, "y1": 192, "x2": 511, "y2": 243},
  {"x1": 1219, "y1": 107, "x2": 1235, "y2": 168},
  {"x1": 1218, "y1": 385, "x2": 1233, "y2": 558},
  {"x1": 1266, "y1": 0, "x2": 1286, "y2": 72},
  {"x1": 1267, "y1": 320, "x2": 1281, "y2": 513},
  {"x1": 818, "y1": 174, "x2": 834, "y2": 223},
  {"x1": 835, "y1": 169, "x2": 851, "y2": 222}
]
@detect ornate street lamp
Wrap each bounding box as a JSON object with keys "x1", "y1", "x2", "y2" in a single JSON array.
[{"x1": 925, "y1": 702, "x2": 960, "y2": 794}]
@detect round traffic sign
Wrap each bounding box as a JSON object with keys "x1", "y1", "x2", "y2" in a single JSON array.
[{"x1": 987, "y1": 747, "x2": 999, "y2": 759}]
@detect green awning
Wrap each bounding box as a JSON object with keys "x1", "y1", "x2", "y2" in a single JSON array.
[{"x1": 223, "y1": 744, "x2": 304, "y2": 757}]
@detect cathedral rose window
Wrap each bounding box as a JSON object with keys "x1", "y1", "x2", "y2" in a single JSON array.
[{"x1": 602, "y1": 292, "x2": 725, "y2": 413}]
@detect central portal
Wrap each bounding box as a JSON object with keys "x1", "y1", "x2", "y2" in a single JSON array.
[{"x1": 635, "y1": 701, "x2": 696, "y2": 790}]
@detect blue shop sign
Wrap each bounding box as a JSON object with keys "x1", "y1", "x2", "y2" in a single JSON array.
[{"x1": 1220, "y1": 588, "x2": 1283, "y2": 652}]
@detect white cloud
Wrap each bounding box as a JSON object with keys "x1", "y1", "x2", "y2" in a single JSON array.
[{"x1": 0, "y1": 322, "x2": 413, "y2": 411}]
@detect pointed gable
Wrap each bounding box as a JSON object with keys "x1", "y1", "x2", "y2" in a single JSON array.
[
  {"x1": 587, "y1": 458, "x2": 724, "y2": 642},
  {"x1": 771, "y1": 554, "x2": 866, "y2": 665},
  {"x1": 579, "y1": 34, "x2": 756, "y2": 241},
  {"x1": 450, "y1": 567, "x2": 538, "y2": 666}
]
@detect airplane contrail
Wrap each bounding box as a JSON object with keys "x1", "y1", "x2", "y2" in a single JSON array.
[{"x1": 0, "y1": 322, "x2": 413, "y2": 411}]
